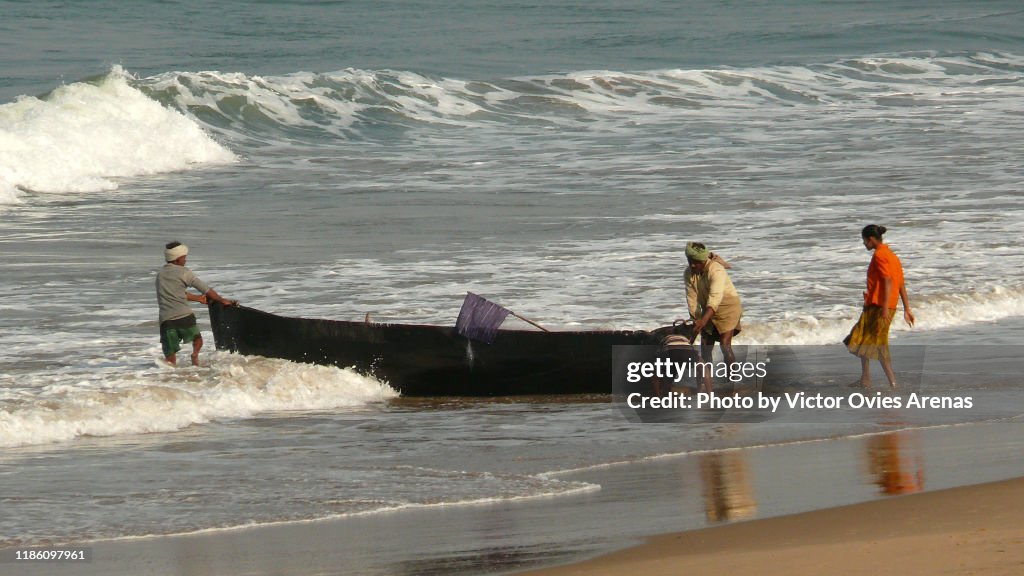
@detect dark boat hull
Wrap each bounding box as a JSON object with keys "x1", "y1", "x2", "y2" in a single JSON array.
[{"x1": 209, "y1": 303, "x2": 679, "y2": 396}]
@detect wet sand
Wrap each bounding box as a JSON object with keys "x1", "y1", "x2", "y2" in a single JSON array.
[
  {"x1": 520, "y1": 475, "x2": 1024, "y2": 576},
  {"x1": 5, "y1": 421, "x2": 1024, "y2": 576}
]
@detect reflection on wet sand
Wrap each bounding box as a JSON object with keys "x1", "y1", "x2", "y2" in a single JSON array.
[
  {"x1": 865, "y1": 431, "x2": 925, "y2": 495},
  {"x1": 700, "y1": 451, "x2": 758, "y2": 522}
]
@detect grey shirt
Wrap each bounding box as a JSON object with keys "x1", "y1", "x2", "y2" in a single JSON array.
[{"x1": 156, "y1": 263, "x2": 211, "y2": 323}]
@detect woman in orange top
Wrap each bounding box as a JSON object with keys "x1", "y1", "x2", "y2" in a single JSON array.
[{"x1": 844, "y1": 225, "x2": 915, "y2": 387}]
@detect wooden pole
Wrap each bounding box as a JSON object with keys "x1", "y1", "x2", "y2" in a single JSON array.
[{"x1": 510, "y1": 311, "x2": 549, "y2": 332}]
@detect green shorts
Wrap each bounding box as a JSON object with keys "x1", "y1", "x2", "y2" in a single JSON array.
[{"x1": 160, "y1": 315, "x2": 202, "y2": 357}]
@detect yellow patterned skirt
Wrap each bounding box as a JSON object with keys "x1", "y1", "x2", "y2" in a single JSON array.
[{"x1": 844, "y1": 306, "x2": 895, "y2": 361}]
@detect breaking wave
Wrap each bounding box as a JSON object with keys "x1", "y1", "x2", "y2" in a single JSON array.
[
  {"x1": 136, "y1": 51, "x2": 1024, "y2": 140},
  {"x1": 0, "y1": 353, "x2": 398, "y2": 448},
  {"x1": 0, "y1": 66, "x2": 236, "y2": 205},
  {"x1": 3, "y1": 51, "x2": 1021, "y2": 206}
]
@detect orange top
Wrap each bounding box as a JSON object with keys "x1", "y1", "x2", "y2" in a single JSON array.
[{"x1": 864, "y1": 243, "x2": 904, "y2": 309}]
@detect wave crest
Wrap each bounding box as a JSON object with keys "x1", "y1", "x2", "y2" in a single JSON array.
[
  {"x1": 133, "y1": 51, "x2": 1024, "y2": 140},
  {"x1": 0, "y1": 66, "x2": 236, "y2": 205}
]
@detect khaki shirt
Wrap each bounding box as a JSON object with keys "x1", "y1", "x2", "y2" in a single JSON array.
[
  {"x1": 156, "y1": 263, "x2": 211, "y2": 323},
  {"x1": 685, "y1": 260, "x2": 742, "y2": 333}
]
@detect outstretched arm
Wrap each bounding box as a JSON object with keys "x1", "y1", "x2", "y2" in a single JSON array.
[
  {"x1": 690, "y1": 306, "x2": 716, "y2": 344},
  {"x1": 691, "y1": 266, "x2": 724, "y2": 339},
  {"x1": 186, "y1": 292, "x2": 208, "y2": 305},
  {"x1": 204, "y1": 288, "x2": 238, "y2": 307}
]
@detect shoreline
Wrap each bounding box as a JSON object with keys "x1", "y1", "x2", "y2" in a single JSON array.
[
  {"x1": 517, "y1": 475, "x2": 1024, "y2": 576},
  {"x1": 5, "y1": 420, "x2": 1024, "y2": 575}
]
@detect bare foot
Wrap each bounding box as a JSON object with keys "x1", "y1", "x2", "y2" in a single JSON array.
[
  {"x1": 191, "y1": 353, "x2": 201, "y2": 367},
  {"x1": 848, "y1": 379, "x2": 871, "y2": 389}
]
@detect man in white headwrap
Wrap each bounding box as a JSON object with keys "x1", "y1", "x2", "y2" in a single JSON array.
[
  {"x1": 156, "y1": 241, "x2": 237, "y2": 366},
  {"x1": 684, "y1": 241, "x2": 743, "y2": 390}
]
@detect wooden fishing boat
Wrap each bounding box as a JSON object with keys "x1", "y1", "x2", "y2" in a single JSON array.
[{"x1": 208, "y1": 302, "x2": 685, "y2": 396}]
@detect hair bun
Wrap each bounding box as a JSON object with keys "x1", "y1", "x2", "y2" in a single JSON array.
[{"x1": 878, "y1": 226, "x2": 887, "y2": 235}]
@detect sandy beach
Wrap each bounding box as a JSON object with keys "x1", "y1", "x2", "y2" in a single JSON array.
[
  {"x1": 521, "y1": 475, "x2": 1024, "y2": 576},
  {"x1": 4, "y1": 421, "x2": 1024, "y2": 576}
]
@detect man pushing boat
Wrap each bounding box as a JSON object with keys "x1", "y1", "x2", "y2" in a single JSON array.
[{"x1": 156, "y1": 242, "x2": 238, "y2": 366}]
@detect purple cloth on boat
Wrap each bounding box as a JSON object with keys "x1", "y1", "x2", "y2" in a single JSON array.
[{"x1": 455, "y1": 292, "x2": 510, "y2": 344}]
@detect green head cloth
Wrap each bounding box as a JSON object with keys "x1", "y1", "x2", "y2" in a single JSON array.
[{"x1": 685, "y1": 242, "x2": 709, "y2": 262}]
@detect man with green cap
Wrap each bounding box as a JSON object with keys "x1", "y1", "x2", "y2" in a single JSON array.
[{"x1": 684, "y1": 242, "x2": 743, "y2": 390}]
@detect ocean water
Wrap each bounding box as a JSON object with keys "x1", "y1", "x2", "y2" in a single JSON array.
[{"x1": 2, "y1": 0, "x2": 1024, "y2": 569}]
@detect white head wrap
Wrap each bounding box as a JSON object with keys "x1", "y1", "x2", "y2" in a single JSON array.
[{"x1": 165, "y1": 243, "x2": 189, "y2": 262}]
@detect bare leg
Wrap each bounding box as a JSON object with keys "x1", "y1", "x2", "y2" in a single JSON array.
[
  {"x1": 879, "y1": 357, "x2": 897, "y2": 388},
  {"x1": 859, "y1": 356, "x2": 872, "y2": 388},
  {"x1": 719, "y1": 331, "x2": 737, "y2": 394},
  {"x1": 191, "y1": 336, "x2": 203, "y2": 367},
  {"x1": 165, "y1": 354, "x2": 177, "y2": 366},
  {"x1": 700, "y1": 340, "x2": 714, "y2": 394}
]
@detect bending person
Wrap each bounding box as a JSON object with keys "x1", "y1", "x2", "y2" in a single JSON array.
[{"x1": 684, "y1": 242, "x2": 743, "y2": 392}]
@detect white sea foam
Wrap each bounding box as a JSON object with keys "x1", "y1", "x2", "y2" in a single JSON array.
[
  {"x1": 123, "y1": 53, "x2": 1024, "y2": 142},
  {"x1": 741, "y1": 285, "x2": 1024, "y2": 345},
  {"x1": 0, "y1": 354, "x2": 398, "y2": 448},
  {"x1": 215, "y1": 225, "x2": 1024, "y2": 347},
  {"x1": 0, "y1": 66, "x2": 236, "y2": 205}
]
